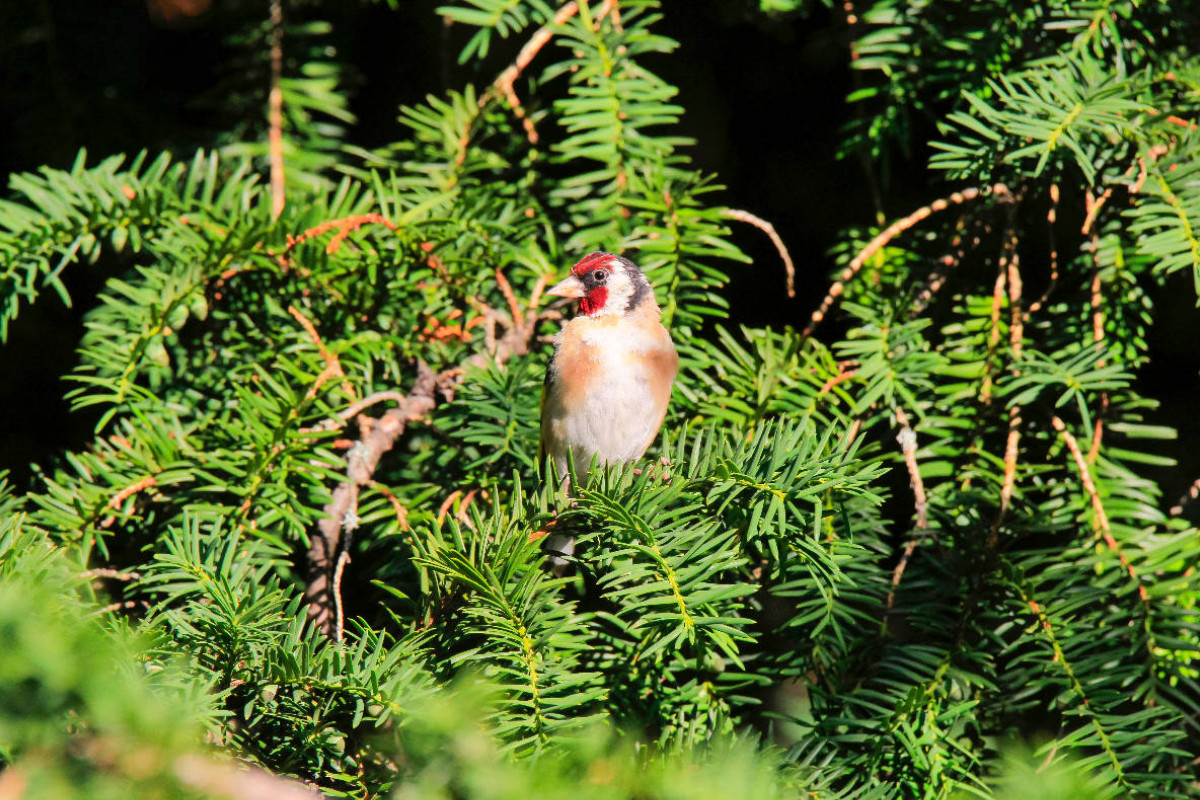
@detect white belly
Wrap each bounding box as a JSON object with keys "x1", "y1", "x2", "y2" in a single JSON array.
[{"x1": 546, "y1": 325, "x2": 669, "y2": 473}]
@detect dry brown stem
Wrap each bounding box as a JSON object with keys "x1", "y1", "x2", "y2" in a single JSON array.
[
  {"x1": 288, "y1": 304, "x2": 354, "y2": 400},
  {"x1": 268, "y1": 0, "x2": 285, "y2": 220},
  {"x1": 306, "y1": 274, "x2": 549, "y2": 635},
  {"x1": 307, "y1": 362, "x2": 439, "y2": 635},
  {"x1": 1051, "y1": 415, "x2": 1148, "y2": 601},
  {"x1": 485, "y1": 0, "x2": 619, "y2": 144},
  {"x1": 99, "y1": 476, "x2": 159, "y2": 529},
  {"x1": 886, "y1": 407, "x2": 928, "y2": 612},
  {"x1": 721, "y1": 208, "x2": 796, "y2": 297},
  {"x1": 804, "y1": 185, "x2": 999, "y2": 337}
]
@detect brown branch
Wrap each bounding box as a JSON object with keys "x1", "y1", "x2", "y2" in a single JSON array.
[
  {"x1": 721, "y1": 208, "x2": 796, "y2": 297},
  {"x1": 886, "y1": 407, "x2": 928, "y2": 612},
  {"x1": 333, "y1": 549, "x2": 352, "y2": 643},
  {"x1": 1004, "y1": 231, "x2": 1023, "y2": 360},
  {"x1": 306, "y1": 267, "x2": 551, "y2": 636},
  {"x1": 485, "y1": 0, "x2": 619, "y2": 145},
  {"x1": 277, "y1": 213, "x2": 398, "y2": 268},
  {"x1": 99, "y1": 476, "x2": 159, "y2": 529},
  {"x1": 804, "y1": 185, "x2": 1001, "y2": 337},
  {"x1": 495, "y1": 268, "x2": 524, "y2": 329},
  {"x1": 1087, "y1": 227, "x2": 1108, "y2": 464},
  {"x1": 1080, "y1": 187, "x2": 1112, "y2": 236},
  {"x1": 1051, "y1": 416, "x2": 1148, "y2": 601},
  {"x1": 288, "y1": 305, "x2": 354, "y2": 400},
  {"x1": 370, "y1": 480, "x2": 410, "y2": 530},
  {"x1": 303, "y1": 390, "x2": 409, "y2": 434},
  {"x1": 307, "y1": 362, "x2": 438, "y2": 636},
  {"x1": 817, "y1": 360, "x2": 859, "y2": 396},
  {"x1": 991, "y1": 234, "x2": 1025, "y2": 544},
  {"x1": 268, "y1": 0, "x2": 285, "y2": 220},
  {"x1": 997, "y1": 409, "x2": 1021, "y2": 519},
  {"x1": 979, "y1": 266, "x2": 1007, "y2": 405},
  {"x1": 81, "y1": 567, "x2": 142, "y2": 581}
]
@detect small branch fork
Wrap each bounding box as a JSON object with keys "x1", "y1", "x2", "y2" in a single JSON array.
[
  {"x1": 305, "y1": 252, "x2": 550, "y2": 638},
  {"x1": 886, "y1": 407, "x2": 928, "y2": 613},
  {"x1": 804, "y1": 185, "x2": 1011, "y2": 337},
  {"x1": 483, "y1": 0, "x2": 620, "y2": 145},
  {"x1": 721, "y1": 208, "x2": 796, "y2": 297},
  {"x1": 306, "y1": 362, "x2": 440, "y2": 638},
  {"x1": 276, "y1": 213, "x2": 398, "y2": 268},
  {"x1": 1051, "y1": 415, "x2": 1149, "y2": 602}
]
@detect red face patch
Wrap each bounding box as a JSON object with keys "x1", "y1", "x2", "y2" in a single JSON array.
[
  {"x1": 572, "y1": 251, "x2": 616, "y2": 315},
  {"x1": 579, "y1": 287, "x2": 608, "y2": 315},
  {"x1": 572, "y1": 251, "x2": 613, "y2": 276}
]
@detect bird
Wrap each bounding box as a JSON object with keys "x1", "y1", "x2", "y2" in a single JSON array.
[{"x1": 538, "y1": 251, "x2": 679, "y2": 565}]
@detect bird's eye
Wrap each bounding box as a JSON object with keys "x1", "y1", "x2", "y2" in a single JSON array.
[{"x1": 592, "y1": 269, "x2": 609, "y2": 284}]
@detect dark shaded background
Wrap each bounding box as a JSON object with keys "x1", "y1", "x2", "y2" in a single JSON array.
[{"x1": 2, "y1": 0, "x2": 1198, "y2": 500}]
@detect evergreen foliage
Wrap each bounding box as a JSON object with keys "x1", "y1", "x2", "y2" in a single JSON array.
[{"x1": 1, "y1": 0, "x2": 1199, "y2": 797}]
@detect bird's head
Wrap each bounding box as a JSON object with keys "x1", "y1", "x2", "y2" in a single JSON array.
[{"x1": 546, "y1": 252, "x2": 653, "y2": 317}]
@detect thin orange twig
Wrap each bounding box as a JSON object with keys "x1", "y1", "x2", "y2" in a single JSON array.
[
  {"x1": 1051, "y1": 415, "x2": 1148, "y2": 601},
  {"x1": 722, "y1": 208, "x2": 796, "y2": 297},
  {"x1": 886, "y1": 407, "x2": 928, "y2": 613},
  {"x1": 268, "y1": 0, "x2": 285, "y2": 219},
  {"x1": 99, "y1": 476, "x2": 159, "y2": 529},
  {"x1": 288, "y1": 304, "x2": 354, "y2": 400},
  {"x1": 485, "y1": 0, "x2": 619, "y2": 144},
  {"x1": 804, "y1": 185, "x2": 1000, "y2": 337}
]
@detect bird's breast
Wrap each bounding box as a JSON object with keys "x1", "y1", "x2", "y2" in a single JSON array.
[{"x1": 543, "y1": 316, "x2": 678, "y2": 469}]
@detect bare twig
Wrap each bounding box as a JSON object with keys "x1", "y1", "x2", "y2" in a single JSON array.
[
  {"x1": 307, "y1": 363, "x2": 439, "y2": 636},
  {"x1": 722, "y1": 208, "x2": 796, "y2": 297},
  {"x1": 307, "y1": 274, "x2": 550, "y2": 635},
  {"x1": 303, "y1": 391, "x2": 409, "y2": 434},
  {"x1": 1087, "y1": 228, "x2": 1107, "y2": 464},
  {"x1": 81, "y1": 567, "x2": 142, "y2": 581},
  {"x1": 804, "y1": 185, "x2": 1001, "y2": 337},
  {"x1": 99, "y1": 476, "x2": 159, "y2": 529},
  {"x1": 979, "y1": 267, "x2": 1007, "y2": 405},
  {"x1": 1051, "y1": 415, "x2": 1148, "y2": 601},
  {"x1": 1004, "y1": 231, "x2": 1023, "y2": 360},
  {"x1": 818, "y1": 360, "x2": 859, "y2": 396},
  {"x1": 887, "y1": 407, "x2": 928, "y2": 612},
  {"x1": 277, "y1": 213, "x2": 398, "y2": 268},
  {"x1": 1080, "y1": 187, "x2": 1112, "y2": 236},
  {"x1": 333, "y1": 548, "x2": 352, "y2": 643},
  {"x1": 485, "y1": 0, "x2": 619, "y2": 144},
  {"x1": 288, "y1": 304, "x2": 354, "y2": 400},
  {"x1": 268, "y1": 0, "x2": 285, "y2": 220}
]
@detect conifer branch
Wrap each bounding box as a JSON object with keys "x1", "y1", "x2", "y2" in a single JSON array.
[
  {"x1": 722, "y1": 208, "x2": 796, "y2": 297},
  {"x1": 887, "y1": 406, "x2": 927, "y2": 613},
  {"x1": 804, "y1": 185, "x2": 1003, "y2": 337},
  {"x1": 307, "y1": 362, "x2": 438, "y2": 634},
  {"x1": 268, "y1": 0, "x2": 285, "y2": 219},
  {"x1": 1050, "y1": 415, "x2": 1148, "y2": 601},
  {"x1": 484, "y1": 0, "x2": 619, "y2": 144}
]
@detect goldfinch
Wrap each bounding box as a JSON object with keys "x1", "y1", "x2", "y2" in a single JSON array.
[{"x1": 540, "y1": 251, "x2": 679, "y2": 481}]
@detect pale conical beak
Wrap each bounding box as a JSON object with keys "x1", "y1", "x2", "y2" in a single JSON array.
[{"x1": 546, "y1": 274, "x2": 586, "y2": 299}]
